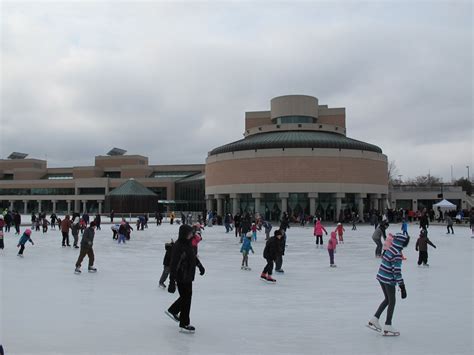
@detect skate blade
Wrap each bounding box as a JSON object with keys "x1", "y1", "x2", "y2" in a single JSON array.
[
  {"x1": 165, "y1": 311, "x2": 180, "y2": 323},
  {"x1": 366, "y1": 324, "x2": 381, "y2": 332},
  {"x1": 179, "y1": 329, "x2": 195, "y2": 334},
  {"x1": 382, "y1": 331, "x2": 400, "y2": 336}
]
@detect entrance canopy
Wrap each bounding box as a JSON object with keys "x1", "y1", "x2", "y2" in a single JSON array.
[{"x1": 433, "y1": 199, "x2": 456, "y2": 209}]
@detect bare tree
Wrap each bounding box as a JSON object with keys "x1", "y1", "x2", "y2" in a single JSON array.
[{"x1": 387, "y1": 160, "x2": 399, "y2": 186}]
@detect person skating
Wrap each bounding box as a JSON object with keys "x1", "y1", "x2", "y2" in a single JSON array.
[
  {"x1": 118, "y1": 221, "x2": 127, "y2": 244},
  {"x1": 327, "y1": 231, "x2": 338, "y2": 267},
  {"x1": 0, "y1": 215, "x2": 4, "y2": 232},
  {"x1": 446, "y1": 215, "x2": 454, "y2": 234},
  {"x1": 74, "y1": 221, "x2": 97, "y2": 274},
  {"x1": 233, "y1": 212, "x2": 242, "y2": 239},
  {"x1": 335, "y1": 222, "x2": 345, "y2": 243},
  {"x1": 401, "y1": 219, "x2": 409, "y2": 237},
  {"x1": 13, "y1": 211, "x2": 21, "y2": 235},
  {"x1": 60, "y1": 215, "x2": 72, "y2": 247},
  {"x1": 251, "y1": 222, "x2": 257, "y2": 242},
  {"x1": 42, "y1": 218, "x2": 50, "y2": 233},
  {"x1": 260, "y1": 229, "x2": 283, "y2": 283},
  {"x1": 0, "y1": 230, "x2": 4, "y2": 251},
  {"x1": 240, "y1": 234, "x2": 255, "y2": 270},
  {"x1": 415, "y1": 229, "x2": 436, "y2": 267},
  {"x1": 17, "y1": 229, "x2": 34, "y2": 257},
  {"x1": 159, "y1": 239, "x2": 174, "y2": 288},
  {"x1": 166, "y1": 225, "x2": 205, "y2": 333},
  {"x1": 71, "y1": 215, "x2": 81, "y2": 248},
  {"x1": 367, "y1": 233, "x2": 409, "y2": 336},
  {"x1": 372, "y1": 222, "x2": 388, "y2": 258},
  {"x1": 262, "y1": 220, "x2": 272, "y2": 240},
  {"x1": 274, "y1": 228, "x2": 286, "y2": 273},
  {"x1": 50, "y1": 213, "x2": 57, "y2": 230},
  {"x1": 313, "y1": 218, "x2": 327, "y2": 247}
]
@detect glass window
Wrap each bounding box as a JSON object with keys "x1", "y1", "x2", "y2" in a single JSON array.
[
  {"x1": 274, "y1": 116, "x2": 315, "y2": 124},
  {"x1": 0, "y1": 188, "x2": 75, "y2": 195},
  {"x1": 262, "y1": 193, "x2": 281, "y2": 221},
  {"x1": 79, "y1": 188, "x2": 106, "y2": 195},
  {"x1": 47, "y1": 175, "x2": 73, "y2": 180},
  {"x1": 104, "y1": 172, "x2": 121, "y2": 178}
]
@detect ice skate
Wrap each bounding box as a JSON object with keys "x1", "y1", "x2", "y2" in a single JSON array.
[
  {"x1": 260, "y1": 272, "x2": 268, "y2": 281},
  {"x1": 423, "y1": 264, "x2": 430, "y2": 268},
  {"x1": 367, "y1": 317, "x2": 382, "y2": 332},
  {"x1": 74, "y1": 268, "x2": 81, "y2": 274},
  {"x1": 88, "y1": 267, "x2": 97, "y2": 273},
  {"x1": 241, "y1": 266, "x2": 245, "y2": 270},
  {"x1": 17, "y1": 254, "x2": 23, "y2": 258},
  {"x1": 179, "y1": 325, "x2": 195, "y2": 333},
  {"x1": 330, "y1": 264, "x2": 337, "y2": 268},
  {"x1": 275, "y1": 269, "x2": 284, "y2": 273},
  {"x1": 382, "y1": 325, "x2": 400, "y2": 336},
  {"x1": 265, "y1": 275, "x2": 276, "y2": 283},
  {"x1": 159, "y1": 283, "x2": 166, "y2": 288},
  {"x1": 165, "y1": 310, "x2": 180, "y2": 323},
  {"x1": 244, "y1": 266, "x2": 251, "y2": 271}
]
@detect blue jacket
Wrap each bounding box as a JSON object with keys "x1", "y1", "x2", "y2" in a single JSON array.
[
  {"x1": 401, "y1": 222, "x2": 408, "y2": 232},
  {"x1": 18, "y1": 233, "x2": 34, "y2": 246},
  {"x1": 240, "y1": 237, "x2": 254, "y2": 254}
]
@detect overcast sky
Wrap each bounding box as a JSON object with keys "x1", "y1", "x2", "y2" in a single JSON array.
[{"x1": 1, "y1": 0, "x2": 472, "y2": 181}]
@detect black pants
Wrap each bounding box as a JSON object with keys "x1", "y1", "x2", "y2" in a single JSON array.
[
  {"x1": 5, "y1": 224, "x2": 10, "y2": 232},
  {"x1": 275, "y1": 255, "x2": 283, "y2": 270},
  {"x1": 168, "y1": 282, "x2": 193, "y2": 327},
  {"x1": 374, "y1": 238, "x2": 383, "y2": 257},
  {"x1": 0, "y1": 239, "x2": 4, "y2": 249},
  {"x1": 159, "y1": 266, "x2": 170, "y2": 285},
  {"x1": 263, "y1": 258, "x2": 274, "y2": 275},
  {"x1": 75, "y1": 246, "x2": 94, "y2": 268},
  {"x1": 14, "y1": 224, "x2": 20, "y2": 234},
  {"x1": 62, "y1": 232, "x2": 70, "y2": 246},
  {"x1": 374, "y1": 281, "x2": 396, "y2": 325},
  {"x1": 18, "y1": 244, "x2": 25, "y2": 255},
  {"x1": 316, "y1": 235, "x2": 323, "y2": 245},
  {"x1": 418, "y1": 250, "x2": 428, "y2": 265},
  {"x1": 447, "y1": 225, "x2": 454, "y2": 234}
]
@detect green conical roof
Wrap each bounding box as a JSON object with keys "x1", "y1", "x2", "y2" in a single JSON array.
[{"x1": 107, "y1": 179, "x2": 157, "y2": 197}]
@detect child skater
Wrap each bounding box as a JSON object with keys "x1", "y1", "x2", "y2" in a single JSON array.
[
  {"x1": 401, "y1": 219, "x2": 409, "y2": 237},
  {"x1": 327, "y1": 231, "x2": 338, "y2": 267},
  {"x1": 0, "y1": 230, "x2": 4, "y2": 251},
  {"x1": 260, "y1": 230, "x2": 283, "y2": 283},
  {"x1": 335, "y1": 223, "x2": 345, "y2": 243},
  {"x1": 240, "y1": 234, "x2": 255, "y2": 270},
  {"x1": 368, "y1": 233, "x2": 409, "y2": 336},
  {"x1": 42, "y1": 218, "x2": 50, "y2": 233},
  {"x1": 415, "y1": 229, "x2": 436, "y2": 267},
  {"x1": 17, "y1": 229, "x2": 34, "y2": 257},
  {"x1": 251, "y1": 222, "x2": 257, "y2": 242},
  {"x1": 313, "y1": 218, "x2": 328, "y2": 247},
  {"x1": 159, "y1": 239, "x2": 174, "y2": 288}
]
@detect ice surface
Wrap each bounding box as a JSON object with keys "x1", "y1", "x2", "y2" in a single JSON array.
[{"x1": 1, "y1": 222, "x2": 472, "y2": 355}]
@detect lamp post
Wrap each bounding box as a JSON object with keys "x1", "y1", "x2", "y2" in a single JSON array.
[{"x1": 467, "y1": 166, "x2": 470, "y2": 181}]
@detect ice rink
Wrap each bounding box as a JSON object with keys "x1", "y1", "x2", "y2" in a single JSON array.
[{"x1": 0, "y1": 222, "x2": 472, "y2": 355}]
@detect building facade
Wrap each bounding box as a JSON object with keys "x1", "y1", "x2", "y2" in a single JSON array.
[
  {"x1": 0, "y1": 154, "x2": 205, "y2": 214},
  {"x1": 205, "y1": 95, "x2": 389, "y2": 220}
]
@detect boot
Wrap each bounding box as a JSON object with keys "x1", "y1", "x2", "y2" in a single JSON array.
[
  {"x1": 367, "y1": 317, "x2": 381, "y2": 331},
  {"x1": 383, "y1": 324, "x2": 400, "y2": 336},
  {"x1": 260, "y1": 272, "x2": 268, "y2": 280},
  {"x1": 266, "y1": 274, "x2": 276, "y2": 283}
]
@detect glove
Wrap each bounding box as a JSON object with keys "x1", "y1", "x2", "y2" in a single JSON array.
[
  {"x1": 325, "y1": 232, "x2": 328, "y2": 235},
  {"x1": 198, "y1": 264, "x2": 205, "y2": 276},
  {"x1": 400, "y1": 284, "x2": 407, "y2": 299},
  {"x1": 168, "y1": 280, "x2": 176, "y2": 294},
  {"x1": 433, "y1": 245, "x2": 437, "y2": 249}
]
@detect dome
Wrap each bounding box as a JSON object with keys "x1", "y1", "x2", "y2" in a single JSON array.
[{"x1": 209, "y1": 131, "x2": 383, "y2": 156}]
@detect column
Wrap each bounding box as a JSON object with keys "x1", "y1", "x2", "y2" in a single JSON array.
[
  {"x1": 252, "y1": 193, "x2": 262, "y2": 216},
  {"x1": 52, "y1": 200, "x2": 57, "y2": 213},
  {"x1": 230, "y1": 193, "x2": 239, "y2": 215},
  {"x1": 308, "y1": 193, "x2": 318, "y2": 216},
  {"x1": 74, "y1": 187, "x2": 80, "y2": 212},
  {"x1": 335, "y1": 193, "x2": 345, "y2": 222},
  {"x1": 23, "y1": 200, "x2": 28, "y2": 215},
  {"x1": 216, "y1": 195, "x2": 224, "y2": 216},
  {"x1": 279, "y1": 193, "x2": 289, "y2": 217},
  {"x1": 67, "y1": 200, "x2": 72, "y2": 215},
  {"x1": 9, "y1": 200, "x2": 13, "y2": 210},
  {"x1": 412, "y1": 199, "x2": 418, "y2": 211},
  {"x1": 37, "y1": 200, "x2": 42, "y2": 213},
  {"x1": 205, "y1": 195, "x2": 214, "y2": 212},
  {"x1": 370, "y1": 194, "x2": 379, "y2": 210},
  {"x1": 98, "y1": 200, "x2": 103, "y2": 214},
  {"x1": 356, "y1": 193, "x2": 367, "y2": 222},
  {"x1": 82, "y1": 200, "x2": 87, "y2": 213}
]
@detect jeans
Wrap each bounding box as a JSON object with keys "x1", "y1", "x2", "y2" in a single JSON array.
[
  {"x1": 75, "y1": 247, "x2": 95, "y2": 268},
  {"x1": 118, "y1": 234, "x2": 126, "y2": 244},
  {"x1": 18, "y1": 244, "x2": 25, "y2": 255},
  {"x1": 159, "y1": 266, "x2": 170, "y2": 285},
  {"x1": 62, "y1": 232, "x2": 70, "y2": 246},
  {"x1": 328, "y1": 249, "x2": 335, "y2": 265},
  {"x1": 447, "y1": 225, "x2": 454, "y2": 234},
  {"x1": 374, "y1": 238, "x2": 383, "y2": 257},
  {"x1": 168, "y1": 282, "x2": 193, "y2": 327},
  {"x1": 374, "y1": 281, "x2": 396, "y2": 325}
]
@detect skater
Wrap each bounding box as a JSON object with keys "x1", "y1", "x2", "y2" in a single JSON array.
[
  {"x1": 50, "y1": 213, "x2": 57, "y2": 230},
  {"x1": 71, "y1": 215, "x2": 81, "y2": 248},
  {"x1": 60, "y1": 215, "x2": 72, "y2": 247},
  {"x1": 94, "y1": 213, "x2": 101, "y2": 230},
  {"x1": 118, "y1": 221, "x2": 127, "y2": 244},
  {"x1": 335, "y1": 222, "x2": 345, "y2": 243},
  {"x1": 415, "y1": 229, "x2": 436, "y2": 267},
  {"x1": 34, "y1": 219, "x2": 40, "y2": 232},
  {"x1": 372, "y1": 222, "x2": 388, "y2": 258},
  {"x1": 167, "y1": 225, "x2": 205, "y2": 333},
  {"x1": 110, "y1": 210, "x2": 115, "y2": 223},
  {"x1": 159, "y1": 239, "x2": 174, "y2": 288},
  {"x1": 191, "y1": 224, "x2": 203, "y2": 255},
  {"x1": 251, "y1": 222, "x2": 257, "y2": 242},
  {"x1": 446, "y1": 215, "x2": 454, "y2": 234},
  {"x1": 0, "y1": 215, "x2": 4, "y2": 232},
  {"x1": 275, "y1": 228, "x2": 286, "y2": 273},
  {"x1": 17, "y1": 229, "x2": 34, "y2": 257},
  {"x1": 313, "y1": 218, "x2": 328, "y2": 247},
  {"x1": 74, "y1": 221, "x2": 97, "y2": 274},
  {"x1": 13, "y1": 212, "x2": 21, "y2": 234},
  {"x1": 42, "y1": 218, "x2": 50, "y2": 233},
  {"x1": 170, "y1": 211, "x2": 175, "y2": 225},
  {"x1": 233, "y1": 212, "x2": 242, "y2": 239},
  {"x1": 368, "y1": 233, "x2": 409, "y2": 336},
  {"x1": 327, "y1": 231, "x2": 338, "y2": 267},
  {"x1": 351, "y1": 213, "x2": 358, "y2": 230},
  {"x1": 262, "y1": 220, "x2": 272, "y2": 240},
  {"x1": 111, "y1": 224, "x2": 119, "y2": 240},
  {"x1": 240, "y1": 234, "x2": 254, "y2": 270},
  {"x1": 260, "y1": 229, "x2": 283, "y2": 283},
  {"x1": 401, "y1": 219, "x2": 409, "y2": 237},
  {"x1": 0, "y1": 230, "x2": 4, "y2": 250}
]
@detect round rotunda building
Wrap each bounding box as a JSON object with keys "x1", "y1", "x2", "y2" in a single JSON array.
[{"x1": 205, "y1": 95, "x2": 388, "y2": 221}]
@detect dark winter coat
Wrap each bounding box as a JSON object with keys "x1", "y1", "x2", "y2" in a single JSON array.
[
  {"x1": 14, "y1": 214, "x2": 21, "y2": 225},
  {"x1": 263, "y1": 236, "x2": 282, "y2": 261},
  {"x1": 420, "y1": 215, "x2": 429, "y2": 229},
  {"x1": 416, "y1": 236, "x2": 436, "y2": 252},
  {"x1": 163, "y1": 242, "x2": 173, "y2": 266},
  {"x1": 80, "y1": 227, "x2": 95, "y2": 248},
  {"x1": 170, "y1": 226, "x2": 203, "y2": 284},
  {"x1": 241, "y1": 219, "x2": 251, "y2": 234}
]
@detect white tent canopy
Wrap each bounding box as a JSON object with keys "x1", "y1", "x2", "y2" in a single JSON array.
[{"x1": 433, "y1": 199, "x2": 457, "y2": 209}]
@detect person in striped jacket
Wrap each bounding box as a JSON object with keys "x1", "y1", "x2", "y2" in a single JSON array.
[{"x1": 368, "y1": 233, "x2": 409, "y2": 336}]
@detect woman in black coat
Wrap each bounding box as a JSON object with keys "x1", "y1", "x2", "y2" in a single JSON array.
[{"x1": 166, "y1": 225, "x2": 205, "y2": 333}]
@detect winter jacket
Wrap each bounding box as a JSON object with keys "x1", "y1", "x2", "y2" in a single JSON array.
[
  {"x1": 262, "y1": 221, "x2": 272, "y2": 233},
  {"x1": 376, "y1": 234, "x2": 408, "y2": 286},
  {"x1": 372, "y1": 225, "x2": 387, "y2": 242},
  {"x1": 336, "y1": 225, "x2": 345, "y2": 235},
  {"x1": 240, "y1": 237, "x2": 254, "y2": 254},
  {"x1": 446, "y1": 216, "x2": 453, "y2": 226},
  {"x1": 415, "y1": 236, "x2": 436, "y2": 252},
  {"x1": 263, "y1": 236, "x2": 282, "y2": 261},
  {"x1": 18, "y1": 233, "x2": 34, "y2": 246},
  {"x1": 80, "y1": 227, "x2": 95, "y2": 248},
  {"x1": 163, "y1": 242, "x2": 174, "y2": 266},
  {"x1": 61, "y1": 219, "x2": 71, "y2": 233},
  {"x1": 314, "y1": 221, "x2": 327, "y2": 236},
  {"x1": 170, "y1": 226, "x2": 204, "y2": 284},
  {"x1": 241, "y1": 220, "x2": 251, "y2": 234},
  {"x1": 327, "y1": 233, "x2": 338, "y2": 251},
  {"x1": 14, "y1": 214, "x2": 21, "y2": 225},
  {"x1": 420, "y1": 215, "x2": 429, "y2": 229}
]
